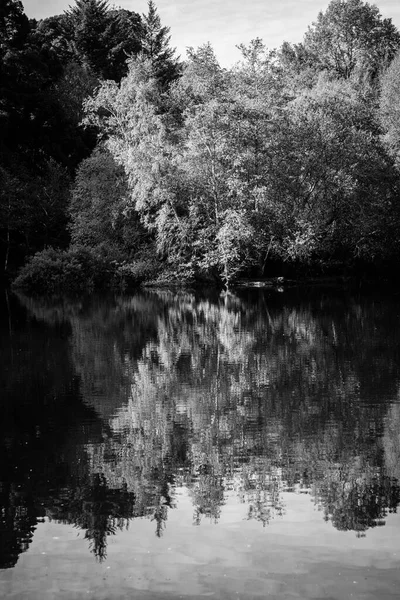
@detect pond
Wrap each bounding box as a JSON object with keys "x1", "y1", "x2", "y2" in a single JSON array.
[{"x1": 1, "y1": 287, "x2": 400, "y2": 600}]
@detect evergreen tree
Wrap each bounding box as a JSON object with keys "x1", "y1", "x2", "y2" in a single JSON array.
[
  {"x1": 65, "y1": 0, "x2": 110, "y2": 76},
  {"x1": 102, "y1": 8, "x2": 142, "y2": 81},
  {"x1": 140, "y1": 1, "x2": 180, "y2": 86},
  {"x1": 0, "y1": 0, "x2": 29, "y2": 55},
  {"x1": 63, "y1": 1, "x2": 143, "y2": 81}
]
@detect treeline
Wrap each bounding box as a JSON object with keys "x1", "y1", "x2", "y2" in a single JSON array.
[{"x1": 3, "y1": 0, "x2": 400, "y2": 291}]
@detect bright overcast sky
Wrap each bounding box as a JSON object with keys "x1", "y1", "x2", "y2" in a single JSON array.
[{"x1": 22, "y1": 0, "x2": 400, "y2": 66}]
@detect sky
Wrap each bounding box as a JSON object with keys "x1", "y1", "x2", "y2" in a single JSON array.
[{"x1": 22, "y1": 0, "x2": 400, "y2": 67}]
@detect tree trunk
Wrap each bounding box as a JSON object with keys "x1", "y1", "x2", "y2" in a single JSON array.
[{"x1": 4, "y1": 225, "x2": 10, "y2": 273}]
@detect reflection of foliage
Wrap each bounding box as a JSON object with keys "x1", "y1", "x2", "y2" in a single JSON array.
[
  {"x1": 0, "y1": 292, "x2": 140, "y2": 566},
  {"x1": 383, "y1": 403, "x2": 400, "y2": 481},
  {"x1": 8, "y1": 287, "x2": 400, "y2": 561},
  {"x1": 76, "y1": 289, "x2": 400, "y2": 535},
  {"x1": 47, "y1": 473, "x2": 136, "y2": 561},
  {"x1": 238, "y1": 462, "x2": 286, "y2": 527},
  {"x1": 0, "y1": 489, "x2": 39, "y2": 569},
  {"x1": 314, "y1": 468, "x2": 400, "y2": 536},
  {"x1": 85, "y1": 425, "x2": 177, "y2": 538},
  {"x1": 189, "y1": 469, "x2": 225, "y2": 525}
]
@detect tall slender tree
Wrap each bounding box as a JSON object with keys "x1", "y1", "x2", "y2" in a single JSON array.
[
  {"x1": 0, "y1": 0, "x2": 29, "y2": 55},
  {"x1": 140, "y1": 1, "x2": 180, "y2": 86},
  {"x1": 65, "y1": 0, "x2": 110, "y2": 76}
]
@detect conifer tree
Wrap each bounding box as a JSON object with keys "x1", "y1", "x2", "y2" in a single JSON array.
[
  {"x1": 140, "y1": 1, "x2": 180, "y2": 86},
  {"x1": 66, "y1": 0, "x2": 109, "y2": 76},
  {"x1": 0, "y1": 0, "x2": 29, "y2": 55}
]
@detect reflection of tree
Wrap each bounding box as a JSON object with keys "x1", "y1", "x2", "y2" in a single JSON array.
[
  {"x1": 6, "y1": 286, "x2": 400, "y2": 565},
  {"x1": 47, "y1": 473, "x2": 136, "y2": 560},
  {"x1": 190, "y1": 470, "x2": 225, "y2": 525},
  {"x1": 120, "y1": 289, "x2": 400, "y2": 534},
  {"x1": 0, "y1": 485, "x2": 39, "y2": 569},
  {"x1": 85, "y1": 411, "x2": 178, "y2": 538},
  {"x1": 16, "y1": 293, "x2": 161, "y2": 420},
  {"x1": 383, "y1": 402, "x2": 400, "y2": 482},
  {"x1": 0, "y1": 293, "x2": 139, "y2": 566},
  {"x1": 236, "y1": 461, "x2": 286, "y2": 527},
  {"x1": 314, "y1": 467, "x2": 400, "y2": 536}
]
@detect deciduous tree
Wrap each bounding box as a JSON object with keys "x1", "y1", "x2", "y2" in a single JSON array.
[
  {"x1": 303, "y1": 0, "x2": 400, "y2": 80},
  {"x1": 69, "y1": 146, "x2": 144, "y2": 255},
  {"x1": 379, "y1": 50, "x2": 400, "y2": 163}
]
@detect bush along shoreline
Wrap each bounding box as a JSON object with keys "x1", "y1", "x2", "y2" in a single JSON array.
[
  {"x1": 11, "y1": 246, "x2": 162, "y2": 294},
  {"x1": 11, "y1": 243, "x2": 400, "y2": 295}
]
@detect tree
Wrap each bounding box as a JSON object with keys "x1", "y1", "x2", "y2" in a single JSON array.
[
  {"x1": 277, "y1": 41, "x2": 320, "y2": 94},
  {"x1": 83, "y1": 44, "x2": 276, "y2": 282},
  {"x1": 272, "y1": 78, "x2": 400, "y2": 264},
  {"x1": 29, "y1": 14, "x2": 73, "y2": 68},
  {"x1": 102, "y1": 8, "x2": 142, "y2": 81},
  {"x1": 69, "y1": 145, "x2": 144, "y2": 255},
  {"x1": 32, "y1": 6, "x2": 142, "y2": 82},
  {"x1": 0, "y1": 2, "x2": 77, "y2": 274},
  {"x1": 0, "y1": 2, "x2": 49, "y2": 158},
  {"x1": 52, "y1": 61, "x2": 98, "y2": 126},
  {"x1": 165, "y1": 45, "x2": 244, "y2": 280},
  {"x1": 140, "y1": 1, "x2": 180, "y2": 86},
  {"x1": 0, "y1": 160, "x2": 71, "y2": 274},
  {"x1": 0, "y1": 0, "x2": 29, "y2": 56},
  {"x1": 83, "y1": 56, "x2": 167, "y2": 213},
  {"x1": 214, "y1": 210, "x2": 254, "y2": 288},
  {"x1": 303, "y1": 0, "x2": 400, "y2": 80},
  {"x1": 65, "y1": 0, "x2": 110, "y2": 76},
  {"x1": 156, "y1": 42, "x2": 280, "y2": 282},
  {"x1": 83, "y1": 49, "x2": 223, "y2": 280},
  {"x1": 379, "y1": 50, "x2": 400, "y2": 163}
]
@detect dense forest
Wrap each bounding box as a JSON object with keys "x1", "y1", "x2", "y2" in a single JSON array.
[{"x1": 2, "y1": 0, "x2": 400, "y2": 291}]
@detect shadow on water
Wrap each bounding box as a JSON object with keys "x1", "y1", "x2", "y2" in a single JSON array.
[{"x1": 1, "y1": 287, "x2": 400, "y2": 566}]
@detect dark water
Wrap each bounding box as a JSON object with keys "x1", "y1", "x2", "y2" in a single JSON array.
[{"x1": 1, "y1": 287, "x2": 400, "y2": 599}]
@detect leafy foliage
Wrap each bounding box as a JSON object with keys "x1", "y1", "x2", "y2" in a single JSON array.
[
  {"x1": 379, "y1": 50, "x2": 400, "y2": 163},
  {"x1": 12, "y1": 246, "x2": 115, "y2": 293},
  {"x1": 303, "y1": 0, "x2": 400, "y2": 80},
  {"x1": 69, "y1": 145, "x2": 144, "y2": 254}
]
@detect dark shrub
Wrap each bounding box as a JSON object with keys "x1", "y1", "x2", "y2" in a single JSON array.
[
  {"x1": 115, "y1": 247, "x2": 161, "y2": 287},
  {"x1": 12, "y1": 246, "x2": 114, "y2": 294}
]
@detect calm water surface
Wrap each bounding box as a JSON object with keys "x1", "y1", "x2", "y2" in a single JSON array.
[{"x1": 1, "y1": 287, "x2": 400, "y2": 600}]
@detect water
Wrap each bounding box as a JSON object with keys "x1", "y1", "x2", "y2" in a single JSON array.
[{"x1": 1, "y1": 287, "x2": 400, "y2": 599}]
